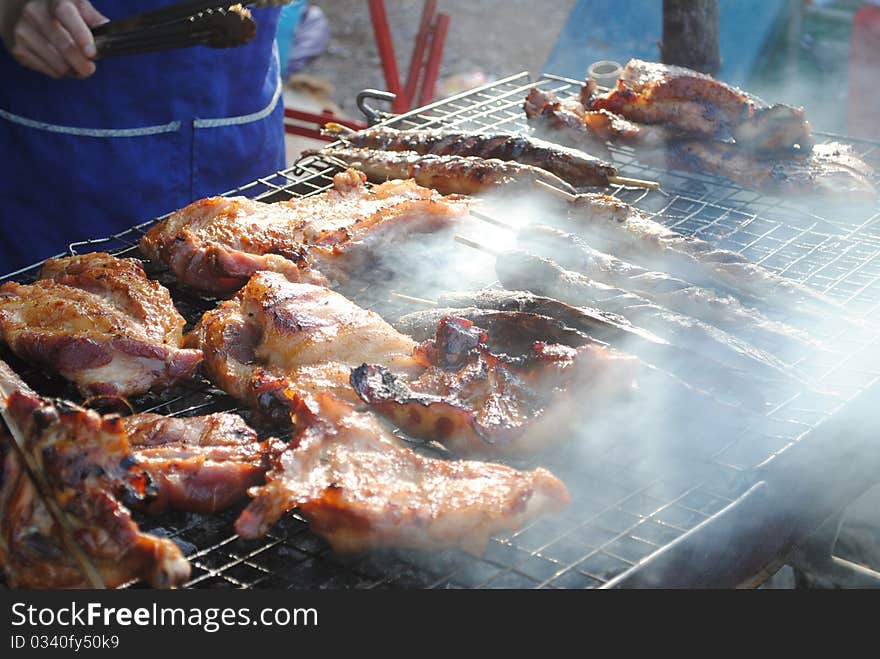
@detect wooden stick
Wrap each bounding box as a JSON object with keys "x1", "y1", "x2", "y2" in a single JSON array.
[
  {"x1": 455, "y1": 234, "x2": 500, "y2": 256},
  {"x1": 534, "y1": 179, "x2": 578, "y2": 201},
  {"x1": 470, "y1": 209, "x2": 515, "y2": 231},
  {"x1": 609, "y1": 175, "x2": 662, "y2": 190},
  {"x1": 391, "y1": 291, "x2": 438, "y2": 307},
  {"x1": 323, "y1": 121, "x2": 354, "y2": 136},
  {"x1": 321, "y1": 152, "x2": 361, "y2": 170}
]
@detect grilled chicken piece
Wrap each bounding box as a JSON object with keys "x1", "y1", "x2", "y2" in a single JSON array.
[
  {"x1": 188, "y1": 271, "x2": 420, "y2": 422},
  {"x1": 0, "y1": 253, "x2": 202, "y2": 397},
  {"x1": 589, "y1": 58, "x2": 753, "y2": 138},
  {"x1": 587, "y1": 59, "x2": 814, "y2": 153},
  {"x1": 352, "y1": 316, "x2": 639, "y2": 456},
  {"x1": 141, "y1": 168, "x2": 468, "y2": 295},
  {"x1": 670, "y1": 140, "x2": 876, "y2": 202},
  {"x1": 0, "y1": 390, "x2": 190, "y2": 589},
  {"x1": 235, "y1": 391, "x2": 570, "y2": 552},
  {"x1": 313, "y1": 147, "x2": 577, "y2": 196},
  {"x1": 525, "y1": 86, "x2": 669, "y2": 149},
  {"x1": 124, "y1": 412, "x2": 280, "y2": 515},
  {"x1": 520, "y1": 224, "x2": 817, "y2": 353},
  {"x1": 324, "y1": 123, "x2": 618, "y2": 188}
]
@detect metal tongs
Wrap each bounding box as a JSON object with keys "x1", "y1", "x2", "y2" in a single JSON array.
[
  {"x1": 0, "y1": 359, "x2": 105, "y2": 588},
  {"x1": 91, "y1": 1, "x2": 294, "y2": 60}
]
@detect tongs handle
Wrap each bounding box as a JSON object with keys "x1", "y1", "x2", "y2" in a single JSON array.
[
  {"x1": 92, "y1": 0, "x2": 294, "y2": 38},
  {"x1": 93, "y1": 7, "x2": 258, "y2": 60}
]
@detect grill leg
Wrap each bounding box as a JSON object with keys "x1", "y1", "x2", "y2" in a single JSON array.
[{"x1": 788, "y1": 508, "x2": 880, "y2": 588}]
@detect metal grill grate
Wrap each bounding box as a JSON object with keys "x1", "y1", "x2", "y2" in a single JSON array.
[{"x1": 3, "y1": 72, "x2": 880, "y2": 589}]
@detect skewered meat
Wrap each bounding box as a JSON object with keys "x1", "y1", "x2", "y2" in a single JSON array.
[
  {"x1": 669, "y1": 140, "x2": 877, "y2": 202},
  {"x1": 437, "y1": 288, "x2": 662, "y2": 345},
  {"x1": 0, "y1": 252, "x2": 202, "y2": 397},
  {"x1": 234, "y1": 391, "x2": 571, "y2": 552},
  {"x1": 525, "y1": 86, "x2": 669, "y2": 149},
  {"x1": 324, "y1": 123, "x2": 618, "y2": 188},
  {"x1": 351, "y1": 316, "x2": 639, "y2": 456},
  {"x1": 395, "y1": 307, "x2": 598, "y2": 354},
  {"x1": 0, "y1": 390, "x2": 190, "y2": 589},
  {"x1": 124, "y1": 412, "x2": 280, "y2": 515},
  {"x1": 141, "y1": 168, "x2": 468, "y2": 295},
  {"x1": 495, "y1": 250, "x2": 796, "y2": 382},
  {"x1": 556, "y1": 192, "x2": 844, "y2": 322},
  {"x1": 588, "y1": 58, "x2": 754, "y2": 139},
  {"x1": 434, "y1": 289, "x2": 765, "y2": 409},
  {"x1": 188, "y1": 272, "x2": 420, "y2": 422},
  {"x1": 312, "y1": 147, "x2": 577, "y2": 196},
  {"x1": 520, "y1": 224, "x2": 816, "y2": 353}
]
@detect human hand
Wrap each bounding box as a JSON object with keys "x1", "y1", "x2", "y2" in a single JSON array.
[{"x1": 0, "y1": 0, "x2": 108, "y2": 78}]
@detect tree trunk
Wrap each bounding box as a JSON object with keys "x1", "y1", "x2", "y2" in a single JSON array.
[{"x1": 661, "y1": 0, "x2": 721, "y2": 75}]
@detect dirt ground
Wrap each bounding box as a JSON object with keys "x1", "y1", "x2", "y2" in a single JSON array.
[{"x1": 296, "y1": 0, "x2": 576, "y2": 114}]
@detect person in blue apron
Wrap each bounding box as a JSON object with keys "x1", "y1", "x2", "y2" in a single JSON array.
[{"x1": 0, "y1": 0, "x2": 285, "y2": 274}]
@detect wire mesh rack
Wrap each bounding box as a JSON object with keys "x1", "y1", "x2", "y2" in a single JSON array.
[{"x1": 3, "y1": 71, "x2": 880, "y2": 589}]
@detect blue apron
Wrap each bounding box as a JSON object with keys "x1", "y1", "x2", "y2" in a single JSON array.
[{"x1": 0, "y1": 1, "x2": 284, "y2": 274}]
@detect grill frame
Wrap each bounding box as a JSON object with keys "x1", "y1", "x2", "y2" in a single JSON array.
[{"x1": 2, "y1": 71, "x2": 880, "y2": 589}]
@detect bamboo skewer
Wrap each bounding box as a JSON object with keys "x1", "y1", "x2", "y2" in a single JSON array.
[
  {"x1": 608, "y1": 175, "x2": 661, "y2": 190},
  {"x1": 535, "y1": 179, "x2": 579, "y2": 201},
  {"x1": 455, "y1": 234, "x2": 500, "y2": 256},
  {"x1": 469, "y1": 209, "x2": 513, "y2": 229},
  {"x1": 390, "y1": 291, "x2": 438, "y2": 307}
]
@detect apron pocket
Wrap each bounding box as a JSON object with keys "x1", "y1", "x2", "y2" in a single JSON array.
[
  {"x1": 191, "y1": 98, "x2": 286, "y2": 200},
  {"x1": 0, "y1": 116, "x2": 186, "y2": 273}
]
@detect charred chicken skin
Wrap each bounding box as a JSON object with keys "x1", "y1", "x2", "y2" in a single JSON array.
[
  {"x1": 351, "y1": 316, "x2": 639, "y2": 457},
  {"x1": 124, "y1": 412, "x2": 281, "y2": 515},
  {"x1": 140, "y1": 169, "x2": 468, "y2": 295},
  {"x1": 0, "y1": 391, "x2": 190, "y2": 589},
  {"x1": 234, "y1": 391, "x2": 570, "y2": 553},
  {"x1": 188, "y1": 272, "x2": 420, "y2": 421},
  {"x1": 0, "y1": 253, "x2": 202, "y2": 398}
]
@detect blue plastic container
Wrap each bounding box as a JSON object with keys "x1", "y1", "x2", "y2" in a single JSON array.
[{"x1": 276, "y1": 0, "x2": 306, "y2": 79}]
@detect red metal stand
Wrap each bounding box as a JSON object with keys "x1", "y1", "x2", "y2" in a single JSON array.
[
  {"x1": 283, "y1": 1, "x2": 449, "y2": 139},
  {"x1": 418, "y1": 12, "x2": 449, "y2": 107},
  {"x1": 368, "y1": 0, "x2": 450, "y2": 112},
  {"x1": 404, "y1": 0, "x2": 437, "y2": 106},
  {"x1": 283, "y1": 108, "x2": 365, "y2": 140},
  {"x1": 368, "y1": 0, "x2": 409, "y2": 113}
]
